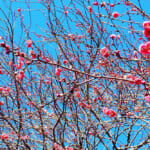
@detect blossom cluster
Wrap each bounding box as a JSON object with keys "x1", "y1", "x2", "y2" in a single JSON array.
[
  {"x1": 100, "y1": 47, "x2": 110, "y2": 58},
  {"x1": 103, "y1": 107, "x2": 116, "y2": 117},
  {"x1": 145, "y1": 95, "x2": 150, "y2": 102},
  {"x1": 139, "y1": 21, "x2": 150, "y2": 54},
  {"x1": 143, "y1": 21, "x2": 150, "y2": 38},
  {"x1": 139, "y1": 41, "x2": 150, "y2": 55}
]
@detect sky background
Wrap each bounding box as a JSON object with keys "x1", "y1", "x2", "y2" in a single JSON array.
[{"x1": 0, "y1": 0, "x2": 150, "y2": 149}]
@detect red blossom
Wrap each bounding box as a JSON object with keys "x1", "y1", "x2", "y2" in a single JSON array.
[
  {"x1": 76, "y1": 91, "x2": 81, "y2": 98},
  {"x1": 27, "y1": 40, "x2": 32, "y2": 47},
  {"x1": 1, "y1": 133, "x2": 8, "y2": 140},
  {"x1": 103, "y1": 108, "x2": 116, "y2": 117},
  {"x1": 0, "y1": 101, "x2": 4, "y2": 105},
  {"x1": 145, "y1": 95, "x2": 150, "y2": 102},
  {"x1": 143, "y1": 21, "x2": 150, "y2": 30},
  {"x1": 17, "y1": 8, "x2": 21, "y2": 12},
  {"x1": 112, "y1": 12, "x2": 119, "y2": 18},
  {"x1": 88, "y1": 6, "x2": 93, "y2": 13},
  {"x1": 100, "y1": 47, "x2": 110, "y2": 57},
  {"x1": 93, "y1": 2, "x2": 98, "y2": 6}
]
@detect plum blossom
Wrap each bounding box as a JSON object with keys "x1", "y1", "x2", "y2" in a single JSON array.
[
  {"x1": 139, "y1": 42, "x2": 150, "y2": 55},
  {"x1": 145, "y1": 95, "x2": 150, "y2": 102},
  {"x1": 103, "y1": 107, "x2": 116, "y2": 117},
  {"x1": 112, "y1": 12, "x2": 119, "y2": 18},
  {"x1": 100, "y1": 47, "x2": 110, "y2": 57},
  {"x1": 143, "y1": 21, "x2": 150, "y2": 38},
  {"x1": 110, "y1": 34, "x2": 116, "y2": 39},
  {"x1": 143, "y1": 21, "x2": 150, "y2": 30},
  {"x1": 1, "y1": 133, "x2": 8, "y2": 140},
  {"x1": 26, "y1": 40, "x2": 32, "y2": 47}
]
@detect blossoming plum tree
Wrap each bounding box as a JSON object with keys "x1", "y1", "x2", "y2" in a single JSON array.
[{"x1": 0, "y1": 0, "x2": 150, "y2": 149}]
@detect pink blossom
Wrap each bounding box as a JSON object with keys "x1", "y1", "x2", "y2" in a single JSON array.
[
  {"x1": 101, "y1": 2, "x2": 106, "y2": 7},
  {"x1": 93, "y1": 2, "x2": 98, "y2": 6},
  {"x1": 56, "y1": 68, "x2": 62, "y2": 73},
  {"x1": 110, "y1": 34, "x2": 116, "y2": 39},
  {"x1": 64, "y1": 11, "x2": 68, "y2": 15},
  {"x1": 0, "y1": 87, "x2": 3, "y2": 91},
  {"x1": 100, "y1": 47, "x2": 110, "y2": 57},
  {"x1": 143, "y1": 29, "x2": 150, "y2": 38},
  {"x1": 68, "y1": 34, "x2": 75, "y2": 41},
  {"x1": 0, "y1": 42, "x2": 5, "y2": 47},
  {"x1": 125, "y1": 74, "x2": 135, "y2": 84},
  {"x1": 53, "y1": 143, "x2": 58, "y2": 149},
  {"x1": 86, "y1": 104, "x2": 91, "y2": 109},
  {"x1": 78, "y1": 101, "x2": 84, "y2": 106},
  {"x1": 103, "y1": 108, "x2": 116, "y2": 117},
  {"x1": 63, "y1": 60, "x2": 68, "y2": 64},
  {"x1": 17, "y1": 8, "x2": 21, "y2": 12},
  {"x1": 1, "y1": 133, "x2": 8, "y2": 140},
  {"x1": 143, "y1": 21, "x2": 150, "y2": 38},
  {"x1": 0, "y1": 101, "x2": 4, "y2": 105},
  {"x1": 55, "y1": 68, "x2": 62, "y2": 76},
  {"x1": 134, "y1": 78, "x2": 142, "y2": 85},
  {"x1": 21, "y1": 135, "x2": 29, "y2": 140},
  {"x1": 103, "y1": 107, "x2": 109, "y2": 115},
  {"x1": 100, "y1": 47, "x2": 107, "y2": 55},
  {"x1": 108, "y1": 109, "x2": 116, "y2": 117},
  {"x1": 55, "y1": 71, "x2": 60, "y2": 76},
  {"x1": 112, "y1": 12, "x2": 119, "y2": 18},
  {"x1": 29, "y1": 50, "x2": 36, "y2": 58},
  {"x1": 66, "y1": 147, "x2": 73, "y2": 150},
  {"x1": 146, "y1": 41, "x2": 150, "y2": 50},
  {"x1": 0, "y1": 69, "x2": 3, "y2": 74},
  {"x1": 139, "y1": 43, "x2": 150, "y2": 54},
  {"x1": 145, "y1": 95, "x2": 150, "y2": 102},
  {"x1": 16, "y1": 71, "x2": 25, "y2": 80},
  {"x1": 88, "y1": 6, "x2": 93, "y2": 13},
  {"x1": 5, "y1": 87, "x2": 10, "y2": 92},
  {"x1": 134, "y1": 51, "x2": 137, "y2": 57},
  {"x1": 143, "y1": 21, "x2": 150, "y2": 30},
  {"x1": 26, "y1": 40, "x2": 32, "y2": 47},
  {"x1": 134, "y1": 106, "x2": 139, "y2": 112},
  {"x1": 76, "y1": 91, "x2": 81, "y2": 98}
]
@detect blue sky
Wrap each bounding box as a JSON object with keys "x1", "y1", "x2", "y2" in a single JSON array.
[{"x1": 0, "y1": 0, "x2": 150, "y2": 149}]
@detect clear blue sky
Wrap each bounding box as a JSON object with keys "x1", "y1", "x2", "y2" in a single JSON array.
[{"x1": 0, "y1": 0, "x2": 150, "y2": 149}]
